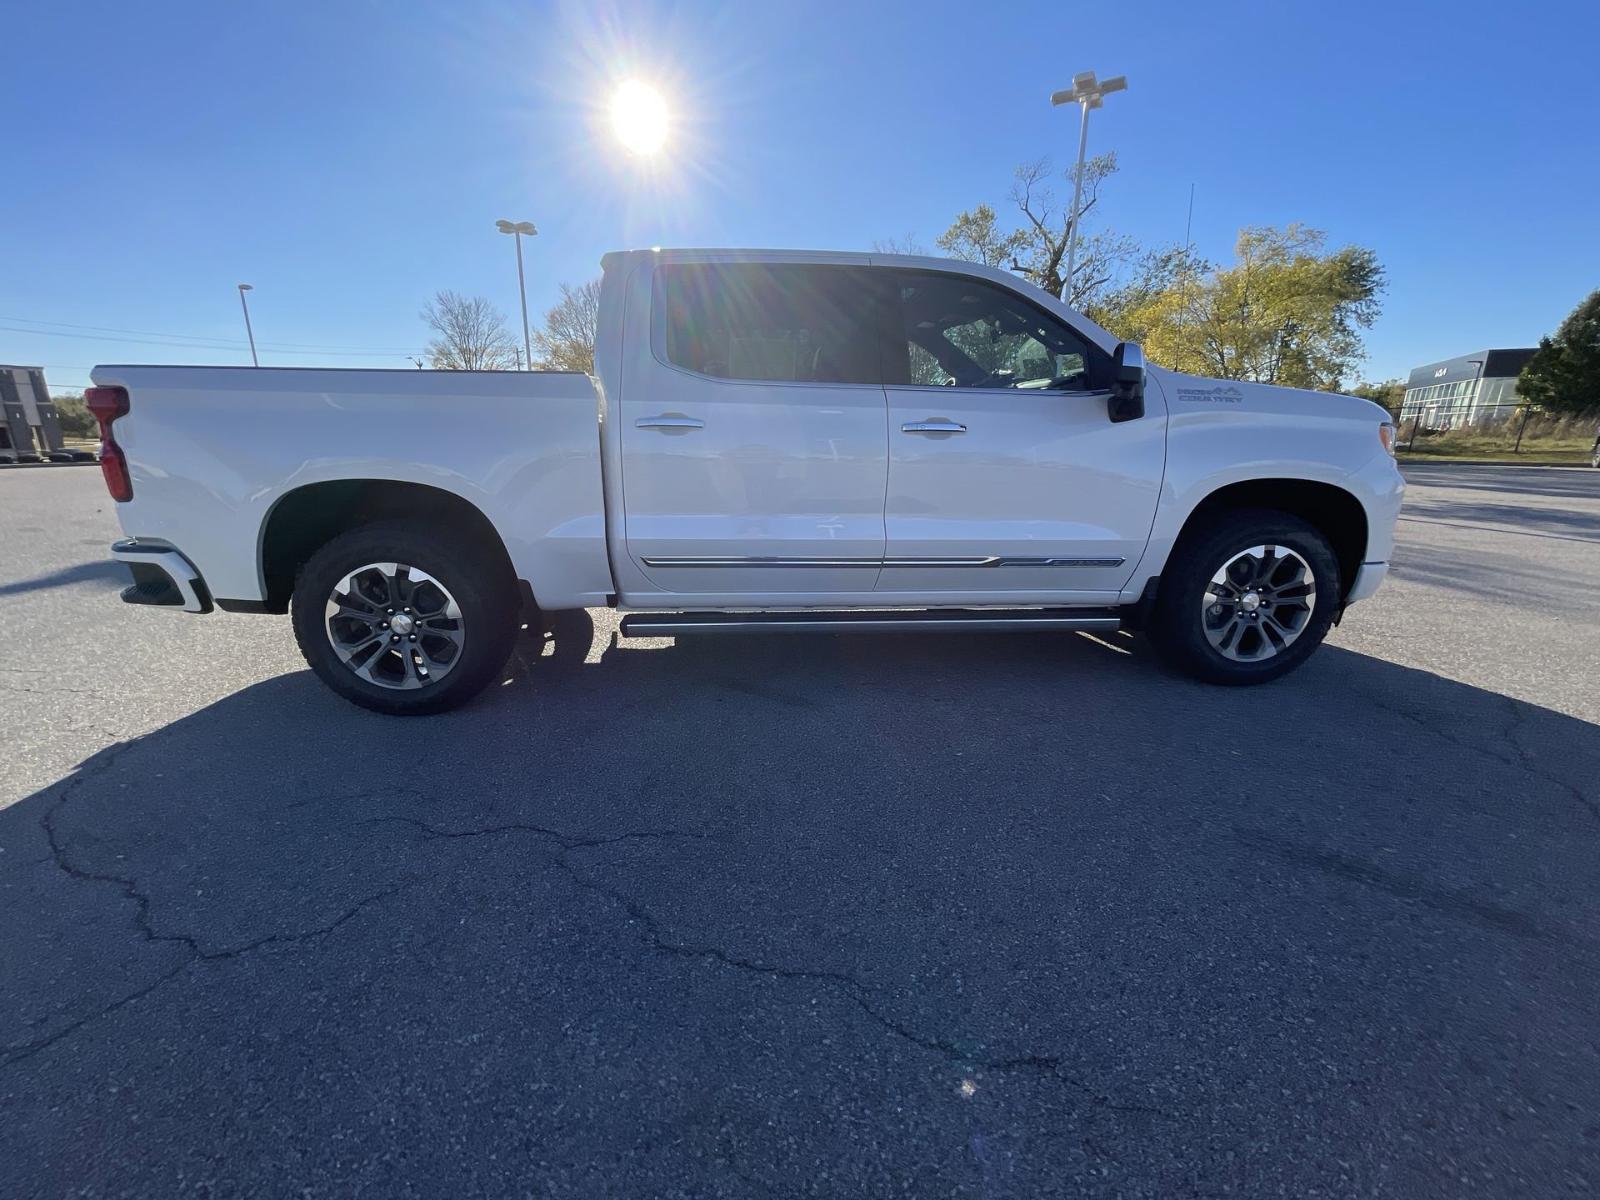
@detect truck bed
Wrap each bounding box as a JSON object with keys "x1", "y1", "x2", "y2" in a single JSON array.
[{"x1": 89, "y1": 365, "x2": 614, "y2": 609}]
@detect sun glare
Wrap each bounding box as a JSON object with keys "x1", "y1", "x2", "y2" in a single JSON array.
[{"x1": 610, "y1": 80, "x2": 669, "y2": 155}]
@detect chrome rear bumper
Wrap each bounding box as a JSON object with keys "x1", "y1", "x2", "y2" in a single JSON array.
[{"x1": 111, "y1": 539, "x2": 213, "y2": 614}]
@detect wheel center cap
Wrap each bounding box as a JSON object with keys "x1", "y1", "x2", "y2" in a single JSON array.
[
  {"x1": 390, "y1": 613, "x2": 416, "y2": 636},
  {"x1": 1240, "y1": 591, "x2": 1263, "y2": 613}
]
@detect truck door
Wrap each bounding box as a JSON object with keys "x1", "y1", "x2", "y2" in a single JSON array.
[
  {"x1": 617, "y1": 261, "x2": 892, "y2": 600},
  {"x1": 876, "y1": 267, "x2": 1166, "y2": 601}
]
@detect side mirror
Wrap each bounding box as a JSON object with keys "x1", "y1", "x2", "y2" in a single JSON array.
[{"x1": 1109, "y1": 342, "x2": 1145, "y2": 423}]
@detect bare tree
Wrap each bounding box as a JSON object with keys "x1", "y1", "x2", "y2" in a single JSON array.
[
  {"x1": 1008, "y1": 155, "x2": 1137, "y2": 307},
  {"x1": 420, "y1": 291, "x2": 522, "y2": 370},
  {"x1": 871, "y1": 234, "x2": 929, "y2": 256},
  {"x1": 530, "y1": 279, "x2": 602, "y2": 373},
  {"x1": 899, "y1": 153, "x2": 1137, "y2": 311}
]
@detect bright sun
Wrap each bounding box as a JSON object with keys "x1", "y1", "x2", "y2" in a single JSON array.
[{"x1": 610, "y1": 80, "x2": 669, "y2": 155}]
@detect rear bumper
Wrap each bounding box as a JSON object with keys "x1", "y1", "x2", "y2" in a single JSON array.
[
  {"x1": 111, "y1": 539, "x2": 213, "y2": 614},
  {"x1": 1346, "y1": 560, "x2": 1389, "y2": 603}
]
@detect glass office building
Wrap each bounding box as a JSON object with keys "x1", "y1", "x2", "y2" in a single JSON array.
[{"x1": 1400, "y1": 348, "x2": 1534, "y2": 430}]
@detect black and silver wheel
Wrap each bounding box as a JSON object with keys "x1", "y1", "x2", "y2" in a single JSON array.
[
  {"x1": 1148, "y1": 509, "x2": 1340, "y2": 685},
  {"x1": 291, "y1": 521, "x2": 517, "y2": 715},
  {"x1": 1201, "y1": 544, "x2": 1317, "y2": 663},
  {"x1": 324, "y1": 563, "x2": 467, "y2": 690}
]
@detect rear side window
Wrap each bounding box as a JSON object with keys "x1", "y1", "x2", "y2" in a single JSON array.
[{"x1": 654, "y1": 263, "x2": 885, "y2": 385}]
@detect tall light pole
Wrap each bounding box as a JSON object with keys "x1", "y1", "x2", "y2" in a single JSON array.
[
  {"x1": 495, "y1": 219, "x2": 538, "y2": 370},
  {"x1": 236, "y1": 283, "x2": 259, "y2": 367},
  {"x1": 1050, "y1": 71, "x2": 1127, "y2": 306}
]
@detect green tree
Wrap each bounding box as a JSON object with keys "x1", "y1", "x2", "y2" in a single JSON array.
[
  {"x1": 1519, "y1": 289, "x2": 1600, "y2": 414},
  {"x1": 51, "y1": 393, "x2": 97, "y2": 438},
  {"x1": 531, "y1": 279, "x2": 601, "y2": 373},
  {"x1": 1108, "y1": 225, "x2": 1384, "y2": 389},
  {"x1": 935, "y1": 203, "x2": 1026, "y2": 268}
]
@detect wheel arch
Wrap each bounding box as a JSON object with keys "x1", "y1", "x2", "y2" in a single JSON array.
[
  {"x1": 257, "y1": 479, "x2": 518, "y2": 613},
  {"x1": 1170, "y1": 478, "x2": 1369, "y2": 599}
]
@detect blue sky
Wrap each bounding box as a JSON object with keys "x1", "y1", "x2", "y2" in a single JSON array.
[{"x1": 4, "y1": 0, "x2": 1597, "y2": 390}]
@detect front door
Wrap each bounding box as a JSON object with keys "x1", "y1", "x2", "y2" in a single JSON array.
[
  {"x1": 876, "y1": 268, "x2": 1166, "y2": 601},
  {"x1": 618, "y1": 260, "x2": 892, "y2": 600}
]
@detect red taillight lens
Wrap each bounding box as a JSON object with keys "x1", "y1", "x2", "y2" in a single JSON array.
[{"x1": 85, "y1": 386, "x2": 133, "y2": 501}]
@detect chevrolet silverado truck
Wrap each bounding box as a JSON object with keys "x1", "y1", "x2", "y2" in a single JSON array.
[{"x1": 87, "y1": 248, "x2": 1404, "y2": 714}]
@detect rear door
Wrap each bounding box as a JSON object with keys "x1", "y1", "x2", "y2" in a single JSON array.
[
  {"x1": 876, "y1": 267, "x2": 1166, "y2": 600},
  {"x1": 617, "y1": 260, "x2": 893, "y2": 599}
]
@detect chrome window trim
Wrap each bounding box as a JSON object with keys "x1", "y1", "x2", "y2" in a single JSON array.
[{"x1": 885, "y1": 384, "x2": 1113, "y2": 400}]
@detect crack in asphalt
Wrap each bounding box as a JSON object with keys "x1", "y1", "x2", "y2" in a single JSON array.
[
  {"x1": 368, "y1": 814, "x2": 1171, "y2": 1121},
  {"x1": 1360, "y1": 689, "x2": 1599, "y2": 827},
  {"x1": 1, "y1": 743, "x2": 404, "y2": 1069},
  {"x1": 1496, "y1": 693, "x2": 1600, "y2": 825}
]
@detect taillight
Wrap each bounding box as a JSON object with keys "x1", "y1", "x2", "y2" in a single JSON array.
[{"x1": 85, "y1": 386, "x2": 133, "y2": 501}]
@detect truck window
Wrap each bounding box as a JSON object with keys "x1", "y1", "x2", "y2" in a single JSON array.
[
  {"x1": 654, "y1": 263, "x2": 884, "y2": 386},
  {"x1": 885, "y1": 270, "x2": 1103, "y2": 391}
]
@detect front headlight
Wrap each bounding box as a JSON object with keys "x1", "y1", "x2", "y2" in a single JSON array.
[{"x1": 1378, "y1": 422, "x2": 1396, "y2": 455}]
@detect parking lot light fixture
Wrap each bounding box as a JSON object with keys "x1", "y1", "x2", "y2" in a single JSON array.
[
  {"x1": 236, "y1": 284, "x2": 258, "y2": 367},
  {"x1": 1051, "y1": 72, "x2": 1128, "y2": 305},
  {"x1": 496, "y1": 219, "x2": 539, "y2": 371}
]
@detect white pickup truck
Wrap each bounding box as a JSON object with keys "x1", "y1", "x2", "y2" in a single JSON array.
[{"x1": 87, "y1": 248, "x2": 1403, "y2": 714}]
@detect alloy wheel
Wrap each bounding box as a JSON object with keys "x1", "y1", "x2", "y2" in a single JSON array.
[
  {"x1": 324, "y1": 562, "x2": 466, "y2": 689},
  {"x1": 1201, "y1": 544, "x2": 1317, "y2": 662}
]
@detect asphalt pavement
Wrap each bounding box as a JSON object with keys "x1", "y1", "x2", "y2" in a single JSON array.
[{"x1": 2, "y1": 463, "x2": 1598, "y2": 1197}]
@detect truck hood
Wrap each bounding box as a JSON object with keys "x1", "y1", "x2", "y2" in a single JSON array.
[{"x1": 1150, "y1": 368, "x2": 1391, "y2": 425}]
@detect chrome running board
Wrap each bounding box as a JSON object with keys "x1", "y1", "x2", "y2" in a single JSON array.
[{"x1": 619, "y1": 608, "x2": 1123, "y2": 637}]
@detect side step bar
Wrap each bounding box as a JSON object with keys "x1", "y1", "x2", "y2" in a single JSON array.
[{"x1": 620, "y1": 607, "x2": 1123, "y2": 637}]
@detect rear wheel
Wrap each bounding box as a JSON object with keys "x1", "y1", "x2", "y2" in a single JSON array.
[
  {"x1": 1148, "y1": 509, "x2": 1341, "y2": 686},
  {"x1": 291, "y1": 521, "x2": 518, "y2": 715}
]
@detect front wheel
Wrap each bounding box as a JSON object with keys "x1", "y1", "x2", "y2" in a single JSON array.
[
  {"x1": 291, "y1": 521, "x2": 519, "y2": 715},
  {"x1": 1147, "y1": 509, "x2": 1341, "y2": 686}
]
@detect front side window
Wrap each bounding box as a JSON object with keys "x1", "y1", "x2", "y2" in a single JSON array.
[
  {"x1": 654, "y1": 263, "x2": 883, "y2": 386},
  {"x1": 888, "y1": 270, "x2": 1101, "y2": 390}
]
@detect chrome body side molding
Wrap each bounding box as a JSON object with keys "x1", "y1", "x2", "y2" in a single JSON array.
[{"x1": 640, "y1": 555, "x2": 1126, "y2": 569}]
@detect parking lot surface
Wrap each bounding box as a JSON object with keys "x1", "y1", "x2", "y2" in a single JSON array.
[{"x1": 2, "y1": 463, "x2": 1598, "y2": 1197}]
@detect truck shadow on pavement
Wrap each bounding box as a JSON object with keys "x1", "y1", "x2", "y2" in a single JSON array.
[
  {"x1": 3, "y1": 619, "x2": 1598, "y2": 1196},
  {"x1": 0, "y1": 560, "x2": 130, "y2": 598}
]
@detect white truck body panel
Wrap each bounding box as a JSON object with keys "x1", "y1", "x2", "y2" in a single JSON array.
[
  {"x1": 92, "y1": 247, "x2": 1403, "y2": 624},
  {"x1": 88, "y1": 365, "x2": 613, "y2": 609}
]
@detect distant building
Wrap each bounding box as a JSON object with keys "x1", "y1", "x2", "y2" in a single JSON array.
[
  {"x1": 0, "y1": 365, "x2": 63, "y2": 459},
  {"x1": 1400, "y1": 349, "x2": 1534, "y2": 431}
]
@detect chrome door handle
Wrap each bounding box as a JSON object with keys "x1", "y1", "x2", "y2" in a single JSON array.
[
  {"x1": 901, "y1": 420, "x2": 966, "y2": 434},
  {"x1": 635, "y1": 415, "x2": 704, "y2": 430}
]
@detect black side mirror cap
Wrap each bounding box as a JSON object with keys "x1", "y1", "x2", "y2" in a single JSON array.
[{"x1": 1109, "y1": 342, "x2": 1146, "y2": 423}]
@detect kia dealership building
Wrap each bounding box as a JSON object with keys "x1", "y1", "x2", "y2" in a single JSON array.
[{"x1": 1400, "y1": 348, "x2": 1535, "y2": 430}]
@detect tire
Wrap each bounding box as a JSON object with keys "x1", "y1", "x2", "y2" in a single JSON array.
[
  {"x1": 1147, "y1": 508, "x2": 1341, "y2": 686},
  {"x1": 290, "y1": 520, "x2": 519, "y2": 715}
]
